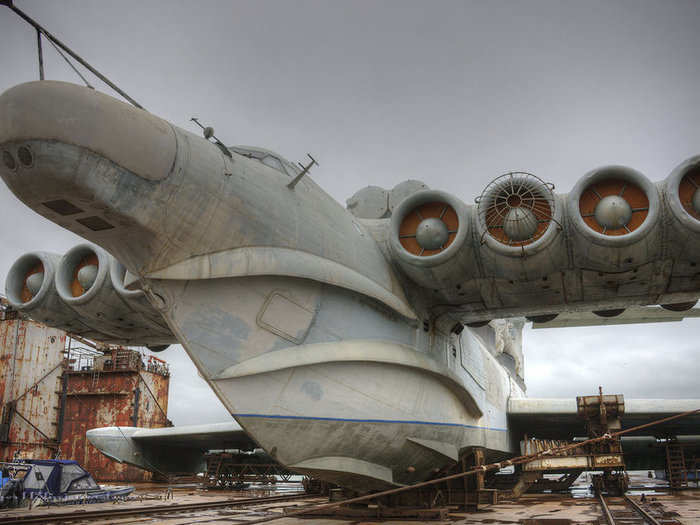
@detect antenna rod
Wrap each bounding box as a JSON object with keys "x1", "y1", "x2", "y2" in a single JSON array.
[
  {"x1": 190, "y1": 117, "x2": 232, "y2": 158},
  {"x1": 1, "y1": 0, "x2": 145, "y2": 109},
  {"x1": 36, "y1": 28, "x2": 44, "y2": 80},
  {"x1": 287, "y1": 154, "x2": 318, "y2": 189}
]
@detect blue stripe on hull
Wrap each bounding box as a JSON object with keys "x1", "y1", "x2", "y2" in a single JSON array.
[{"x1": 234, "y1": 413, "x2": 507, "y2": 432}]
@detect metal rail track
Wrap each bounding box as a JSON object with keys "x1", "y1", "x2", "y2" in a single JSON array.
[
  {"x1": 0, "y1": 492, "x2": 315, "y2": 524},
  {"x1": 598, "y1": 492, "x2": 676, "y2": 525}
]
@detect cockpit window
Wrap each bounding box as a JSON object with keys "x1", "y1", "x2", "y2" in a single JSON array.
[
  {"x1": 230, "y1": 146, "x2": 295, "y2": 177},
  {"x1": 283, "y1": 162, "x2": 299, "y2": 178},
  {"x1": 261, "y1": 155, "x2": 283, "y2": 172}
]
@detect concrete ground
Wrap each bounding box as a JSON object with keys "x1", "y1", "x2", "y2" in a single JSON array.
[{"x1": 0, "y1": 478, "x2": 698, "y2": 524}]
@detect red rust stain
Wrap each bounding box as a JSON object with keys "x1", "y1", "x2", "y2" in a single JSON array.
[
  {"x1": 2, "y1": 314, "x2": 170, "y2": 482},
  {"x1": 1, "y1": 318, "x2": 65, "y2": 462}
]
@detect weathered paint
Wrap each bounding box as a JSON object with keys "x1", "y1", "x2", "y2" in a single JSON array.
[
  {"x1": 60, "y1": 349, "x2": 170, "y2": 481},
  {"x1": 1, "y1": 80, "x2": 699, "y2": 491},
  {"x1": 0, "y1": 302, "x2": 65, "y2": 461},
  {"x1": 0, "y1": 300, "x2": 170, "y2": 481}
]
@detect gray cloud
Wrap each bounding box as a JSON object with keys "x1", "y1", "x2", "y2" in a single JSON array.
[{"x1": 1, "y1": 0, "x2": 698, "y2": 424}]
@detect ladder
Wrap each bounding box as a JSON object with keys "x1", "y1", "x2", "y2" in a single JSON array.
[{"x1": 666, "y1": 442, "x2": 688, "y2": 490}]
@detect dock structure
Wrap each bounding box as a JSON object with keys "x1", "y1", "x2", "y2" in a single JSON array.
[{"x1": 0, "y1": 298, "x2": 171, "y2": 482}]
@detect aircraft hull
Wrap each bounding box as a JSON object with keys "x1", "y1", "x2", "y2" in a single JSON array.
[
  {"x1": 148, "y1": 275, "x2": 515, "y2": 491},
  {"x1": 215, "y1": 361, "x2": 509, "y2": 491}
]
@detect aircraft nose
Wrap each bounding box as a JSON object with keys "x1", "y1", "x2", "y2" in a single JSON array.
[{"x1": 0, "y1": 80, "x2": 176, "y2": 182}]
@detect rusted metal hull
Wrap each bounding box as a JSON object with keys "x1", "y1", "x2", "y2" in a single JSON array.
[
  {"x1": 1, "y1": 303, "x2": 170, "y2": 482},
  {"x1": 60, "y1": 353, "x2": 170, "y2": 481},
  {"x1": 0, "y1": 314, "x2": 65, "y2": 461}
]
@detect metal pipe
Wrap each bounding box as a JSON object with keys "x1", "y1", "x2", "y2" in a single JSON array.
[{"x1": 2, "y1": 1, "x2": 144, "y2": 109}]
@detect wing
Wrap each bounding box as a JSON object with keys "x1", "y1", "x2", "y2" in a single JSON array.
[
  {"x1": 508, "y1": 398, "x2": 700, "y2": 439},
  {"x1": 86, "y1": 422, "x2": 257, "y2": 475},
  {"x1": 508, "y1": 398, "x2": 700, "y2": 470},
  {"x1": 530, "y1": 306, "x2": 700, "y2": 329}
]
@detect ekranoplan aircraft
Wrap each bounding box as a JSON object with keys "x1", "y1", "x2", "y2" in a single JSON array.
[{"x1": 2, "y1": 81, "x2": 699, "y2": 490}]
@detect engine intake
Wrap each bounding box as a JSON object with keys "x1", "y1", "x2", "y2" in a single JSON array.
[
  {"x1": 398, "y1": 201, "x2": 459, "y2": 256},
  {"x1": 665, "y1": 155, "x2": 700, "y2": 232},
  {"x1": 569, "y1": 166, "x2": 659, "y2": 245},
  {"x1": 567, "y1": 166, "x2": 660, "y2": 272},
  {"x1": 389, "y1": 190, "x2": 474, "y2": 288},
  {"x1": 55, "y1": 244, "x2": 174, "y2": 345},
  {"x1": 476, "y1": 172, "x2": 560, "y2": 256},
  {"x1": 56, "y1": 244, "x2": 109, "y2": 305},
  {"x1": 7, "y1": 252, "x2": 56, "y2": 311},
  {"x1": 5, "y1": 251, "x2": 82, "y2": 328}
]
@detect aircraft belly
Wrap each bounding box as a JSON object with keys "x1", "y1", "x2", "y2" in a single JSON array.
[{"x1": 217, "y1": 361, "x2": 509, "y2": 490}]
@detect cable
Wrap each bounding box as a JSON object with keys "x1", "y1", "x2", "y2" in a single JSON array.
[{"x1": 44, "y1": 35, "x2": 93, "y2": 89}]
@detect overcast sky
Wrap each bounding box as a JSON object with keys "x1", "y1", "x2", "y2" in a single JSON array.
[{"x1": 0, "y1": 1, "x2": 698, "y2": 425}]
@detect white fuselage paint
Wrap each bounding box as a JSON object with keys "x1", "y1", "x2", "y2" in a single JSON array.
[{"x1": 2, "y1": 81, "x2": 699, "y2": 491}]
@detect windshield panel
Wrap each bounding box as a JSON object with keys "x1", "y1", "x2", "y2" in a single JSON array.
[{"x1": 230, "y1": 146, "x2": 293, "y2": 177}]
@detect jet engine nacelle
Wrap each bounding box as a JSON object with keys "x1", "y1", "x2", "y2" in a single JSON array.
[
  {"x1": 566, "y1": 166, "x2": 661, "y2": 273},
  {"x1": 477, "y1": 172, "x2": 566, "y2": 268},
  {"x1": 5, "y1": 245, "x2": 174, "y2": 346},
  {"x1": 5, "y1": 251, "x2": 83, "y2": 330},
  {"x1": 55, "y1": 244, "x2": 174, "y2": 345},
  {"x1": 471, "y1": 172, "x2": 568, "y2": 309},
  {"x1": 384, "y1": 163, "x2": 700, "y2": 317},
  {"x1": 389, "y1": 190, "x2": 475, "y2": 291},
  {"x1": 664, "y1": 156, "x2": 700, "y2": 264},
  {"x1": 661, "y1": 156, "x2": 700, "y2": 305}
]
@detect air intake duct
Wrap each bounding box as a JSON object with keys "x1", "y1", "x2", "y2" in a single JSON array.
[
  {"x1": 5, "y1": 251, "x2": 81, "y2": 329},
  {"x1": 55, "y1": 244, "x2": 174, "y2": 345},
  {"x1": 475, "y1": 172, "x2": 566, "y2": 281},
  {"x1": 567, "y1": 166, "x2": 661, "y2": 273},
  {"x1": 663, "y1": 156, "x2": 700, "y2": 277},
  {"x1": 389, "y1": 190, "x2": 475, "y2": 289}
]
